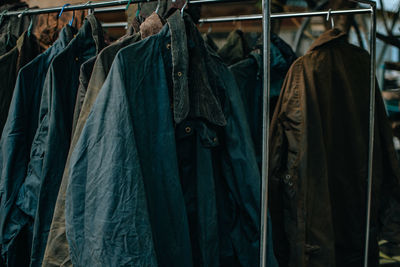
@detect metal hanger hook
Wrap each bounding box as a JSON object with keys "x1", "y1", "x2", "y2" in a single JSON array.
[
  {"x1": 17, "y1": 8, "x2": 29, "y2": 18},
  {"x1": 27, "y1": 16, "x2": 33, "y2": 37},
  {"x1": 155, "y1": 0, "x2": 161, "y2": 14},
  {"x1": 181, "y1": 0, "x2": 188, "y2": 17},
  {"x1": 125, "y1": 0, "x2": 132, "y2": 10},
  {"x1": 84, "y1": 1, "x2": 94, "y2": 15},
  {"x1": 0, "y1": 10, "x2": 8, "y2": 28},
  {"x1": 17, "y1": 8, "x2": 34, "y2": 37},
  {"x1": 69, "y1": 9, "x2": 75, "y2": 26},
  {"x1": 58, "y1": 3, "x2": 71, "y2": 17},
  {"x1": 326, "y1": 8, "x2": 334, "y2": 28}
]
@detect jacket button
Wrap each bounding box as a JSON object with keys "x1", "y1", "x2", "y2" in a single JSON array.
[
  {"x1": 166, "y1": 43, "x2": 171, "y2": 49},
  {"x1": 185, "y1": 127, "x2": 191, "y2": 133},
  {"x1": 213, "y1": 137, "x2": 218, "y2": 143},
  {"x1": 177, "y1": 72, "x2": 183, "y2": 77},
  {"x1": 75, "y1": 57, "x2": 79, "y2": 61}
]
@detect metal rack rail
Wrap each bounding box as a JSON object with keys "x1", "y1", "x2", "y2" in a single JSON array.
[
  {"x1": 102, "y1": 8, "x2": 372, "y2": 28},
  {"x1": 0, "y1": 0, "x2": 377, "y2": 266}
]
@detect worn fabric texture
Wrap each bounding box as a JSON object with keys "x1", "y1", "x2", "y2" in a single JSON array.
[
  {"x1": 71, "y1": 56, "x2": 96, "y2": 134},
  {"x1": 0, "y1": 33, "x2": 17, "y2": 57},
  {"x1": 65, "y1": 10, "x2": 262, "y2": 267},
  {"x1": 139, "y1": 12, "x2": 164, "y2": 39},
  {"x1": 230, "y1": 33, "x2": 296, "y2": 167},
  {"x1": 10, "y1": 15, "x2": 104, "y2": 267},
  {"x1": 217, "y1": 29, "x2": 251, "y2": 66},
  {"x1": 42, "y1": 31, "x2": 141, "y2": 267},
  {"x1": 203, "y1": 33, "x2": 219, "y2": 52},
  {"x1": 0, "y1": 26, "x2": 74, "y2": 267},
  {"x1": 228, "y1": 34, "x2": 296, "y2": 267},
  {"x1": 0, "y1": 31, "x2": 40, "y2": 136},
  {"x1": 0, "y1": 3, "x2": 30, "y2": 39},
  {"x1": 0, "y1": 2, "x2": 85, "y2": 52},
  {"x1": 269, "y1": 28, "x2": 400, "y2": 267}
]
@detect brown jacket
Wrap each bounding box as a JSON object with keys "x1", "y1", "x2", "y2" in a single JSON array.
[{"x1": 269, "y1": 29, "x2": 400, "y2": 267}]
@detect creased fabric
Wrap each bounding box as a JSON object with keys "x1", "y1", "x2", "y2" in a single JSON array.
[
  {"x1": 43, "y1": 31, "x2": 141, "y2": 267},
  {"x1": 13, "y1": 15, "x2": 104, "y2": 267},
  {"x1": 0, "y1": 26, "x2": 74, "y2": 267},
  {"x1": 71, "y1": 56, "x2": 96, "y2": 135},
  {"x1": 0, "y1": 31, "x2": 40, "y2": 136},
  {"x1": 230, "y1": 33, "x2": 296, "y2": 167},
  {"x1": 65, "y1": 10, "x2": 263, "y2": 267},
  {"x1": 269, "y1": 29, "x2": 400, "y2": 267},
  {"x1": 229, "y1": 33, "x2": 296, "y2": 267},
  {"x1": 217, "y1": 29, "x2": 250, "y2": 66}
]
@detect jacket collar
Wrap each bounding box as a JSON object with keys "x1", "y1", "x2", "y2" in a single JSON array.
[
  {"x1": 167, "y1": 10, "x2": 226, "y2": 126},
  {"x1": 307, "y1": 28, "x2": 347, "y2": 52},
  {"x1": 57, "y1": 25, "x2": 76, "y2": 48},
  {"x1": 83, "y1": 14, "x2": 106, "y2": 55},
  {"x1": 218, "y1": 29, "x2": 250, "y2": 65}
]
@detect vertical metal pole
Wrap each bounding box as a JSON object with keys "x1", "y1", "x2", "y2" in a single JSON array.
[
  {"x1": 364, "y1": 1, "x2": 376, "y2": 266},
  {"x1": 260, "y1": 0, "x2": 271, "y2": 265}
]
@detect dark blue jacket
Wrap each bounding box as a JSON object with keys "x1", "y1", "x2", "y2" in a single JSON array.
[
  {"x1": 2, "y1": 15, "x2": 104, "y2": 267},
  {"x1": 66, "y1": 11, "x2": 262, "y2": 267},
  {"x1": 0, "y1": 26, "x2": 75, "y2": 266},
  {"x1": 229, "y1": 33, "x2": 297, "y2": 167},
  {"x1": 229, "y1": 33, "x2": 297, "y2": 267},
  {"x1": 43, "y1": 32, "x2": 142, "y2": 267}
]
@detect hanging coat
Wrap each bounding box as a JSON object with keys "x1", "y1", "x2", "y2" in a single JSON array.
[
  {"x1": 0, "y1": 31, "x2": 40, "y2": 135},
  {"x1": 269, "y1": 29, "x2": 400, "y2": 267},
  {"x1": 0, "y1": 26, "x2": 75, "y2": 267},
  {"x1": 65, "y1": 10, "x2": 261, "y2": 267},
  {"x1": 14, "y1": 15, "x2": 105, "y2": 267},
  {"x1": 43, "y1": 32, "x2": 141, "y2": 267}
]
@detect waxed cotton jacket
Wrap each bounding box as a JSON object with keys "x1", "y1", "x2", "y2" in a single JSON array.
[
  {"x1": 65, "y1": 11, "x2": 262, "y2": 267},
  {"x1": 269, "y1": 29, "x2": 400, "y2": 267},
  {"x1": 0, "y1": 3, "x2": 31, "y2": 40},
  {"x1": 0, "y1": 33, "x2": 17, "y2": 57},
  {"x1": 0, "y1": 26, "x2": 75, "y2": 267},
  {"x1": 0, "y1": 31, "x2": 40, "y2": 136},
  {"x1": 203, "y1": 33, "x2": 219, "y2": 52},
  {"x1": 229, "y1": 35, "x2": 296, "y2": 267},
  {"x1": 42, "y1": 32, "x2": 141, "y2": 267},
  {"x1": 230, "y1": 33, "x2": 296, "y2": 167},
  {"x1": 218, "y1": 29, "x2": 251, "y2": 66},
  {"x1": 71, "y1": 56, "x2": 96, "y2": 134},
  {"x1": 13, "y1": 15, "x2": 105, "y2": 267}
]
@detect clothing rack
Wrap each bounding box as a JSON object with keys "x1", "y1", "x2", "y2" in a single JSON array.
[{"x1": 0, "y1": 0, "x2": 377, "y2": 266}]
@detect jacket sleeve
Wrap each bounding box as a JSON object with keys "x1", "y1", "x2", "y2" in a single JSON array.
[
  {"x1": 15, "y1": 66, "x2": 53, "y2": 219},
  {"x1": 0, "y1": 67, "x2": 52, "y2": 259},
  {"x1": 65, "y1": 54, "x2": 157, "y2": 267}
]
